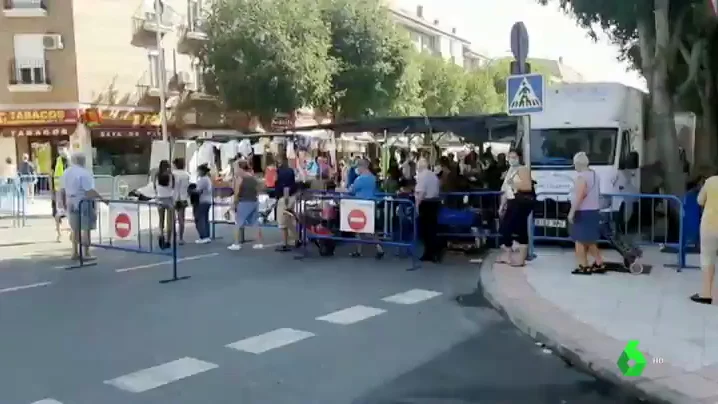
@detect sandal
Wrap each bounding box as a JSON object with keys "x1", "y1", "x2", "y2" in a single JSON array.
[
  {"x1": 350, "y1": 251, "x2": 361, "y2": 258},
  {"x1": 591, "y1": 263, "x2": 607, "y2": 274},
  {"x1": 571, "y1": 265, "x2": 592, "y2": 275},
  {"x1": 690, "y1": 293, "x2": 713, "y2": 305}
]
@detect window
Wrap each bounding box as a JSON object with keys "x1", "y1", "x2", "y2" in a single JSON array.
[
  {"x1": 188, "y1": 0, "x2": 201, "y2": 30},
  {"x1": 11, "y1": 34, "x2": 48, "y2": 85},
  {"x1": 5, "y1": 0, "x2": 46, "y2": 9},
  {"x1": 92, "y1": 138, "x2": 151, "y2": 176},
  {"x1": 530, "y1": 128, "x2": 618, "y2": 167},
  {"x1": 619, "y1": 130, "x2": 631, "y2": 163}
]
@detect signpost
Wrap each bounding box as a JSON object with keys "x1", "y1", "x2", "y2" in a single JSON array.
[
  {"x1": 339, "y1": 199, "x2": 375, "y2": 234},
  {"x1": 110, "y1": 204, "x2": 139, "y2": 240}
]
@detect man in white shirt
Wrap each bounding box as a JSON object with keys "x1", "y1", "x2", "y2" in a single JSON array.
[
  {"x1": 414, "y1": 158, "x2": 443, "y2": 262},
  {"x1": 60, "y1": 152, "x2": 104, "y2": 260}
]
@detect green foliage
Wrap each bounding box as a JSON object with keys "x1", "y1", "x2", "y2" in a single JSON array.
[
  {"x1": 417, "y1": 53, "x2": 467, "y2": 115},
  {"x1": 201, "y1": 0, "x2": 335, "y2": 121},
  {"x1": 460, "y1": 67, "x2": 502, "y2": 114},
  {"x1": 319, "y1": 0, "x2": 413, "y2": 120},
  {"x1": 385, "y1": 50, "x2": 425, "y2": 116}
]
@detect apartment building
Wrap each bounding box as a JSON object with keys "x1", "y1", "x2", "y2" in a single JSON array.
[
  {"x1": 0, "y1": 0, "x2": 220, "y2": 181},
  {"x1": 388, "y1": 4, "x2": 490, "y2": 69}
]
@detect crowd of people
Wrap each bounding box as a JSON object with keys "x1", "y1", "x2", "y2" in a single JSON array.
[{"x1": 51, "y1": 145, "x2": 620, "y2": 277}]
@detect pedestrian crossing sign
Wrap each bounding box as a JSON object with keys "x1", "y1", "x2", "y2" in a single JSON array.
[{"x1": 506, "y1": 73, "x2": 544, "y2": 115}]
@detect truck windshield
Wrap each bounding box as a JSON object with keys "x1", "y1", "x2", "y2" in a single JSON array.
[{"x1": 529, "y1": 128, "x2": 618, "y2": 167}]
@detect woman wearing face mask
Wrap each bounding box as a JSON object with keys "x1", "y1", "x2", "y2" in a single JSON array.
[{"x1": 496, "y1": 149, "x2": 534, "y2": 266}]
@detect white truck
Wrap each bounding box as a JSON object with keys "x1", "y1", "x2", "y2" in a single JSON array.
[{"x1": 522, "y1": 81, "x2": 695, "y2": 231}]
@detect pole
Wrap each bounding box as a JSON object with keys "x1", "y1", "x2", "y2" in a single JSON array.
[
  {"x1": 154, "y1": 0, "x2": 169, "y2": 143},
  {"x1": 522, "y1": 115, "x2": 531, "y2": 170}
]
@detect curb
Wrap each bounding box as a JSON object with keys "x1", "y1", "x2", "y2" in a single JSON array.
[{"x1": 478, "y1": 251, "x2": 701, "y2": 404}]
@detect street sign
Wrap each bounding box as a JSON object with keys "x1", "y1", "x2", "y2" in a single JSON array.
[
  {"x1": 506, "y1": 74, "x2": 544, "y2": 115},
  {"x1": 510, "y1": 22, "x2": 529, "y2": 67},
  {"x1": 110, "y1": 203, "x2": 139, "y2": 240},
  {"x1": 339, "y1": 199, "x2": 375, "y2": 234}
]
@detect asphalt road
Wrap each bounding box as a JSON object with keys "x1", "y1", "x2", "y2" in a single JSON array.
[{"x1": 0, "y1": 225, "x2": 647, "y2": 404}]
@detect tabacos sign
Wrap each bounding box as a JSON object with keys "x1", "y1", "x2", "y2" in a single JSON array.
[{"x1": 0, "y1": 109, "x2": 79, "y2": 125}]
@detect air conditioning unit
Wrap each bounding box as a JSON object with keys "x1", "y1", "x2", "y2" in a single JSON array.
[{"x1": 43, "y1": 34, "x2": 64, "y2": 50}]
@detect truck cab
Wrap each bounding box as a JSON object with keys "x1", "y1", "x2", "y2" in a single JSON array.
[{"x1": 525, "y1": 82, "x2": 646, "y2": 230}]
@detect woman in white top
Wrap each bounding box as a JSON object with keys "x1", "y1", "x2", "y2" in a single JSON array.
[
  {"x1": 154, "y1": 160, "x2": 174, "y2": 248},
  {"x1": 496, "y1": 149, "x2": 534, "y2": 266},
  {"x1": 172, "y1": 158, "x2": 191, "y2": 244}
]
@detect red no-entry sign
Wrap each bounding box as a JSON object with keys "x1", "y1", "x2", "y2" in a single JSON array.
[
  {"x1": 114, "y1": 212, "x2": 132, "y2": 238},
  {"x1": 347, "y1": 209, "x2": 367, "y2": 232}
]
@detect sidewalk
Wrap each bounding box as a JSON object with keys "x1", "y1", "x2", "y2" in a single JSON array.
[{"x1": 480, "y1": 246, "x2": 718, "y2": 404}]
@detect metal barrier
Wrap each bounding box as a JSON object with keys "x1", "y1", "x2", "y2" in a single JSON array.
[
  {"x1": 529, "y1": 191, "x2": 694, "y2": 270},
  {"x1": 64, "y1": 198, "x2": 188, "y2": 283},
  {"x1": 438, "y1": 191, "x2": 503, "y2": 245},
  {"x1": 294, "y1": 191, "x2": 419, "y2": 270},
  {"x1": 0, "y1": 183, "x2": 25, "y2": 226}
]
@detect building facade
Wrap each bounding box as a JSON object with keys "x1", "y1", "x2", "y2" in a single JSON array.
[
  {"x1": 0, "y1": 0, "x2": 217, "y2": 182},
  {"x1": 388, "y1": 4, "x2": 490, "y2": 69}
]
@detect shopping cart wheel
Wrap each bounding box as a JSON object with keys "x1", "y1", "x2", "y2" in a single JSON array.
[{"x1": 628, "y1": 260, "x2": 644, "y2": 275}]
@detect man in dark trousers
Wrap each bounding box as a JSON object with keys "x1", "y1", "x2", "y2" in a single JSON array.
[{"x1": 415, "y1": 157, "x2": 443, "y2": 262}]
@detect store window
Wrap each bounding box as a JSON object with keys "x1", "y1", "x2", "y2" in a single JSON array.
[{"x1": 92, "y1": 137, "x2": 151, "y2": 176}]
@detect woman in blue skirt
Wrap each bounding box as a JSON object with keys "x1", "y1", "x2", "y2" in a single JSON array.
[{"x1": 568, "y1": 152, "x2": 605, "y2": 275}]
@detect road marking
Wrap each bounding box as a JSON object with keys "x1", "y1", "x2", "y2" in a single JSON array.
[
  {"x1": 115, "y1": 253, "x2": 219, "y2": 272},
  {"x1": 381, "y1": 289, "x2": 442, "y2": 305},
  {"x1": 104, "y1": 357, "x2": 218, "y2": 393},
  {"x1": 226, "y1": 328, "x2": 315, "y2": 354},
  {"x1": 31, "y1": 400, "x2": 63, "y2": 404},
  {"x1": 316, "y1": 305, "x2": 386, "y2": 325},
  {"x1": 0, "y1": 281, "x2": 51, "y2": 294}
]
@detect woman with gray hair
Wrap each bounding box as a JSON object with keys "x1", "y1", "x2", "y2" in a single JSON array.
[{"x1": 568, "y1": 151, "x2": 605, "y2": 274}]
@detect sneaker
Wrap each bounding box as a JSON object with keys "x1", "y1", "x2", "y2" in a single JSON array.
[
  {"x1": 252, "y1": 244, "x2": 264, "y2": 249},
  {"x1": 195, "y1": 238, "x2": 211, "y2": 244},
  {"x1": 227, "y1": 244, "x2": 242, "y2": 250}
]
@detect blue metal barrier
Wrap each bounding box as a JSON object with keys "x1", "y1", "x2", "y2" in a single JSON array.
[
  {"x1": 437, "y1": 191, "x2": 503, "y2": 246},
  {"x1": 295, "y1": 191, "x2": 419, "y2": 270},
  {"x1": 0, "y1": 183, "x2": 25, "y2": 226},
  {"x1": 529, "y1": 191, "x2": 694, "y2": 271},
  {"x1": 64, "y1": 199, "x2": 188, "y2": 283}
]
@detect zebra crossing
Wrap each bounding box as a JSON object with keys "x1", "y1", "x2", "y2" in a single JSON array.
[{"x1": 28, "y1": 288, "x2": 442, "y2": 404}]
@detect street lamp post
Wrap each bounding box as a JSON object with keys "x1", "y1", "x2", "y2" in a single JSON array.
[{"x1": 154, "y1": 0, "x2": 169, "y2": 143}]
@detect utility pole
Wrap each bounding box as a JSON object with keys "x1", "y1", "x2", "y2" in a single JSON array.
[{"x1": 154, "y1": 0, "x2": 169, "y2": 143}]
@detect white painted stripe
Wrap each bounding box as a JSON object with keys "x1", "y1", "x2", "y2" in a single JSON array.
[
  {"x1": 104, "y1": 357, "x2": 218, "y2": 393},
  {"x1": 316, "y1": 305, "x2": 386, "y2": 325},
  {"x1": 226, "y1": 328, "x2": 315, "y2": 354},
  {"x1": 115, "y1": 253, "x2": 219, "y2": 272},
  {"x1": 381, "y1": 289, "x2": 442, "y2": 305},
  {"x1": 31, "y1": 399, "x2": 63, "y2": 404},
  {"x1": 0, "y1": 282, "x2": 51, "y2": 294}
]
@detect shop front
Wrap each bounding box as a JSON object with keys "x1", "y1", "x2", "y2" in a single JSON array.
[{"x1": 0, "y1": 108, "x2": 79, "y2": 182}]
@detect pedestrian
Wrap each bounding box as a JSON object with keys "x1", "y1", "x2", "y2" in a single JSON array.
[
  {"x1": 348, "y1": 158, "x2": 384, "y2": 259},
  {"x1": 496, "y1": 149, "x2": 534, "y2": 266},
  {"x1": 153, "y1": 160, "x2": 174, "y2": 248},
  {"x1": 228, "y1": 159, "x2": 264, "y2": 250},
  {"x1": 3, "y1": 157, "x2": 16, "y2": 184},
  {"x1": 172, "y1": 158, "x2": 191, "y2": 245},
  {"x1": 692, "y1": 169, "x2": 718, "y2": 304},
  {"x1": 415, "y1": 158, "x2": 442, "y2": 262},
  {"x1": 567, "y1": 152, "x2": 605, "y2": 274},
  {"x1": 18, "y1": 153, "x2": 36, "y2": 201},
  {"x1": 192, "y1": 164, "x2": 212, "y2": 244},
  {"x1": 60, "y1": 152, "x2": 104, "y2": 260},
  {"x1": 275, "y1": 157, "x2": 298, "y2": 252}
]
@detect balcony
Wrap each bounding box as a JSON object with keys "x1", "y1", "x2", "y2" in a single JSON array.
[
  {"x1": 7, "y1": 58, "x2": 51, "y2": 92},
  {"x1": 177, "y1": 19, "x2": 207, "y2": 54},
  {"x1": 137, "y1": 68, "x2": 179, "y2": 102},
  {"x1": 3, "y1": 0, "x2": 46, "y2": 17},
  {"x1": 131, "y1": 2, "x2": 174, "y2": 47}
]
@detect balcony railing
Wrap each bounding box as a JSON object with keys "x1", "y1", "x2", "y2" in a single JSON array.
[
  {"x1": 8, "y1": 58, "x2": 51, "y2": 85},
  {"x1": 3, "y1": 0, "x2": 46, "y2": 9}
]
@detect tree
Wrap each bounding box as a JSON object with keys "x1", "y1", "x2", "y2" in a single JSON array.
[
  {"x1": 460, "y1": 67, "x2": 503, "y2": 114},
  {"x1": 201, "y1": 0, "x2": 335, "y2": 127},
  {"x1": 385, "y1": 50, "x2": 425, "y2": 116},
  {"x1": 320, "y1": 0, "x2": 413, "y2": 120},
  {"x1": 418, "y1": 53, "x2": 467, "y2": 115},
  {"x1": 536, "y1": 0, "x2": 717, "y2": 195}
]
